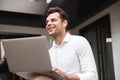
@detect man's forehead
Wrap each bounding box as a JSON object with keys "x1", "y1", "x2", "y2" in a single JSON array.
[{"x1": 47, "y1": 12, "x2": 60, "y2": 19}]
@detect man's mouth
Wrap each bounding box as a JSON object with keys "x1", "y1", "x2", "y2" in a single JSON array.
[
  {"x1": 47, "y1": 25, "x2": 55, "y2": 32},
  {"x1": 48, "y1": 28, "x2": 53, "y2": 32}
]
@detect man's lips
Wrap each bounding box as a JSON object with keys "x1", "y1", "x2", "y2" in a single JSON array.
[
  {"x1": 48, "y1": 28, "x2": 53, "y2": 32},
  {"x1": 47, "y1": 25, "x2": 55, "y2": 32}
]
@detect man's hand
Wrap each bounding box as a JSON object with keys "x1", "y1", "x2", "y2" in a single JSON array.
[{"x1": 52, "y1": 67, "x2": 80, "y2": 80}]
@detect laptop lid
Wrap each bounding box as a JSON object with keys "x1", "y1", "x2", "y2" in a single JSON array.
[{"x1": 2, "y1": 36, "x2": 52, "y2": 73}]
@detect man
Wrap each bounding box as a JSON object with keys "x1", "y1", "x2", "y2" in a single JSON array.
[{"x1": 34, "y1": 7, "x2": 98, "y2": 80}]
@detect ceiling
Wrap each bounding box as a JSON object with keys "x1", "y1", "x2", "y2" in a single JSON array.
[{"x1": 0, "y1": 0, "x2": 118, "y2": 30}]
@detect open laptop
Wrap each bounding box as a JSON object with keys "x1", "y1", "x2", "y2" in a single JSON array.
[{"x1": 1, "y1": 36, "x2": 66, "y2": 80}]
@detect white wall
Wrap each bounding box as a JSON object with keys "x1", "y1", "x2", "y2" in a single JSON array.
[
  {"x1": 0, "y1": 24, "x2": 47, "y2": 35},
  {"x1": 0, "y1": 24, "x2": 50, "y2": 40},
  {"x1": 71, "y1": 1, "x2": 120, "y2": 80},
  {"x1": 110, "y1": 2, "x2": 120, "y2": 80}
]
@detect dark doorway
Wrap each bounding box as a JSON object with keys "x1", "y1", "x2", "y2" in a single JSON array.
[{"x1": 79, "y1": 14, "x2": 115, "y2": 80}]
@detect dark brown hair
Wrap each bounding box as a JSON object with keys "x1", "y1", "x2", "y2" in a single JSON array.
[{"x1": 46, "y1": 7, "x2": 69, "y2": 22}]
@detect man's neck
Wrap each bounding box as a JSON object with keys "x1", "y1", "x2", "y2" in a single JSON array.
[{"x1": 54, "y1": 32, "x2": 67, "y2": 45}]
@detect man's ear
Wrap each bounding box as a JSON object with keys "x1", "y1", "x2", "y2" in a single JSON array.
[{"x1": 63, "y1": 20, "x2": 68, "y2": 28}]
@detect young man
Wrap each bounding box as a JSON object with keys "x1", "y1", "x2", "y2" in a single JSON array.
[{"x1": 34, "y1": 7, "x2": 98, "y2": 80}]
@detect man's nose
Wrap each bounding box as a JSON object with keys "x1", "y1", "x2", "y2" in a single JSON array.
[{"x1": 46, "y1": 21, "x2": 52, "y2": 26}]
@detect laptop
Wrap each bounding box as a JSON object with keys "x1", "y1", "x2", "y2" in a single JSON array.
[{"x1": 1, "y1": 36, "x2": 66, "y2": 80}]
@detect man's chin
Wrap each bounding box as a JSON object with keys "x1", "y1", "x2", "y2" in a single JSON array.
[
  {"x1": 48, "y1": 33, "x2": 54, "y2": 36},
  {"x1": 48, "y1": 33, "x2": 56, "y2": 37}
]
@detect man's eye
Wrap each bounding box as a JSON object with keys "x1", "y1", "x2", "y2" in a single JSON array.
[
  {"x1": 51, "y1": 19, "x2": 56, "y2": 22},
  {"x1": 46, "y1": 20, "x2": 48, "y2": 24}
]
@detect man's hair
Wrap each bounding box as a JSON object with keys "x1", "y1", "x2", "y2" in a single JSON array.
[{"x1": 46, "y1": 7, "x2": 69, "y2": 22}]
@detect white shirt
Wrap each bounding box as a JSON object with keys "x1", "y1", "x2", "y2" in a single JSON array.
[{"x1": 49, "y1": 32, "x2": 98, "y2": 80}]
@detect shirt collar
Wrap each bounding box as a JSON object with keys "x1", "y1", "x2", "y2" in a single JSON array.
[{"x1": 52, "y1": 32, "x2": 71, "y2": 46}]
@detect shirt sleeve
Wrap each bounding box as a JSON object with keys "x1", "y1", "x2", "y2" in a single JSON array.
[{"x1": 76, "y1": 37, "x2": 98, "y2": 80}]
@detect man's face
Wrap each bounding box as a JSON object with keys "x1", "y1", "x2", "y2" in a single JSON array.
[{"x1": 46, "y1": 12, "x2": 67, "y2": 37}]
